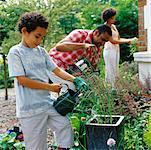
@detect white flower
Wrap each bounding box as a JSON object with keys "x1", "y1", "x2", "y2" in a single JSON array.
[{"x1": 107, "y1": 138, "x2": 116, "y2": 147}]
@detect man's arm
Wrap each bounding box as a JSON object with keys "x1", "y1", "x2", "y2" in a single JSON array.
[
  {"x1": 16, "y1": 76, "x2": 62, "y2": 93},
  {"x1": 56, "y1": 41, "x2": 95, "y2": 52},
  {"x1": 55, "y1": 29, "x2": 96, "y2": 52},
  {"x1": 56, "y1": 41, "x2": 85, "y2": 52}
]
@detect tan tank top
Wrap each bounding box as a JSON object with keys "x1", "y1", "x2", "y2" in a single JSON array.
[{"x1": 104, "y1": 24, "x2": 120, "y2": 51}]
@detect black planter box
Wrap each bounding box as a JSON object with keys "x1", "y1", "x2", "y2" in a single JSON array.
[{"x1": 86, "y1": 115, "x2": 124, "y2": 150}]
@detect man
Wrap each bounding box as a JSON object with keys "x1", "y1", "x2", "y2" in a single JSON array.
[{"x1": 49, "y1": 24, "x2": 112, "y2": 73}]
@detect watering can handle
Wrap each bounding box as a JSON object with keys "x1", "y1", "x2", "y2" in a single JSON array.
[
  {"x1": 60, "y1": 83, "x2": 69, "y2": 90},
  {"x1": 59, "y1": 83, "x2": 80, "y2": 96},
  {"x1": 57, "y1": 83, "x2": 70, "y2": 96},
  {"x1": 60, "y1": 83, "x2": 80, "y2": 92}
]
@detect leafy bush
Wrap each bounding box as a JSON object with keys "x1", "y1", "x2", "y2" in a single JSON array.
[
  {"x1": 1, "y1": 31, "x2": 20, "y2": 54},
  {"x1": 0, "y1": 58, "x2": 13, "y2": 89},
  {"x1": 0, "y1": 0, "x2": 138, "y2": 58},
  {"x1": 124, "y1": 112, "x2": 149, "y2": 150},
  {"x1": 144, "y1": 114, "x2": 151, "y2": 148}
]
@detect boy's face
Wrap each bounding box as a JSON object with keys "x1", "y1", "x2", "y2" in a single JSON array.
[{"x1": 22, "y1": 27, "x2": 47, "y2": 48}]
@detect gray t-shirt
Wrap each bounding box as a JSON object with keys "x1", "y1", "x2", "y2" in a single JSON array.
[{"x1": 7, "y1": 43, "x2": 57, "y2": 118}]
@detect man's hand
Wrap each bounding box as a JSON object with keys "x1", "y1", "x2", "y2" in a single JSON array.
[{"x1": 73, "y1": 77, "x2": 88, "y2": 91}]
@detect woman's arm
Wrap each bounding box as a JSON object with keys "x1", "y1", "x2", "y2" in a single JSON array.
[
  {"x1": 109, "y1": 25, "x2": 137, "y2": 44},
  {"x1": 109, "y1": 36, "x2": 133, "y2": 44},
  {"x1": 16, "y1": 76, "x2": 62, "y2": 93},
  {"x1": 110, "y1": 37, "x2": 138, "y2": 45}
]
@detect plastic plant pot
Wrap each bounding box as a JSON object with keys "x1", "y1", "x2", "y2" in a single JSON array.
[{"x1": 86, "y1": 115, "x2": 124, "y2": 150}]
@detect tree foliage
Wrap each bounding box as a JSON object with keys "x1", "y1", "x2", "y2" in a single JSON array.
[{"x1": 0, "y1": 0, "x2": 138, "y2": 61}]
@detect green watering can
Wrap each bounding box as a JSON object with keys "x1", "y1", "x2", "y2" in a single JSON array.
[
  {"x1": 53, "y1": 84, "x2": 80, "y2": 116},
  {"x1": 53, "y1": 77, "x2": 88, "y2": 116}
]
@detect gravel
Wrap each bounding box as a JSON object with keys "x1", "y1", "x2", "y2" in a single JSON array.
[{"x1": 0, "y1": 88, "x2": 54, "y2": 148}]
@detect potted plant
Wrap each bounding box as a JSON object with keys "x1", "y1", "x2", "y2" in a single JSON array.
[{"x1": 69, "y1": 74, "x2": 125, "y2": 150}]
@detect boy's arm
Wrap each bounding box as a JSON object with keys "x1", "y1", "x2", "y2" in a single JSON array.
[
  {"x1": 53, "y1": 67, "x2": 88, "y2": 91},
  {"x1": 53, "y1": 67, "x2": 75, "y2": 82},
  {"x1": 16, "y1": 76, "x2": 62, "y2": 93}
]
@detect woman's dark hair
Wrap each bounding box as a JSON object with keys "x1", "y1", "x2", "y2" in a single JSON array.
[
  {"x1": 18, "y1": 12, "x2": 49, "y2": 33},
  {"x1": 102, "y1": 8, "x2": 116, "y2": 22},
  {"x1": 95, "y1": 24, "x2": 112, "y2": 36}
]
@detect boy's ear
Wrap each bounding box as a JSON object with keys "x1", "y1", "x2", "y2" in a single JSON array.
[{"x1": 21, "y1": 27, "x2": 27, "y2": 34}]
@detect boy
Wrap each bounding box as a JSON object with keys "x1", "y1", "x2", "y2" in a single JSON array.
[{"x1": 8, "y1": 12, "x2": 86, "y2": 150}]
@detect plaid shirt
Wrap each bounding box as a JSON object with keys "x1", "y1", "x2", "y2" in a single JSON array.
[{"x1": 49, "y1": 29, "x2": 102, "y2": 70}]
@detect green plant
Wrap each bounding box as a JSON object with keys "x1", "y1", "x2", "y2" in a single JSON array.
[
  {"x1": 129, "y1": 40, "x2": 138, "y2": 56},
  {"x1": 69, "y1": 113, "x2": 88, "y2": 150},
  {"x1": 124, "y1": 111, "x2": 150, "y2": 150},
  {"x1": 1, "y1": 31, "x2": 20, "y2": 54},
  {"x1": 144, "y1": 114, "x2": 151, "y2": 148},
  {"x1": 0, "y1": 131, "x2": 25, "y2": 150},
  {"x1": 112, "y1": 61, "x2": 151, "y2": 149}
]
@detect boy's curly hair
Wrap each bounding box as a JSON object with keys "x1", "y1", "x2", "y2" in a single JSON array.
[{"x1": 18, "y1": 12, "x2": 48, "y2": 33}]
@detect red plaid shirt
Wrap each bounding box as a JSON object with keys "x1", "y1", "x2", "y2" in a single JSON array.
[{"x1": 49, "y1": 29, "x2": 102, "y2": 70}]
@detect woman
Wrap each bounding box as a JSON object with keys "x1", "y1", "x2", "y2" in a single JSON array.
[{"x1": 102, "y1": 8, "x2": 137, "y2": 88}]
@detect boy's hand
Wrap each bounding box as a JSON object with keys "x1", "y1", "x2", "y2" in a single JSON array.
[
  {"x1": 49, "y1": 84, "x2": 62, "y2": 93},
  {"x1": 73, "y1": 77, "x2": 88, "y2": 91}
]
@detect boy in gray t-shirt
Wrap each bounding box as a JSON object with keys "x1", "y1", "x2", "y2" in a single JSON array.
[{"x1": 8, "y1": 12, "x2": 87, "y2": 150}]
